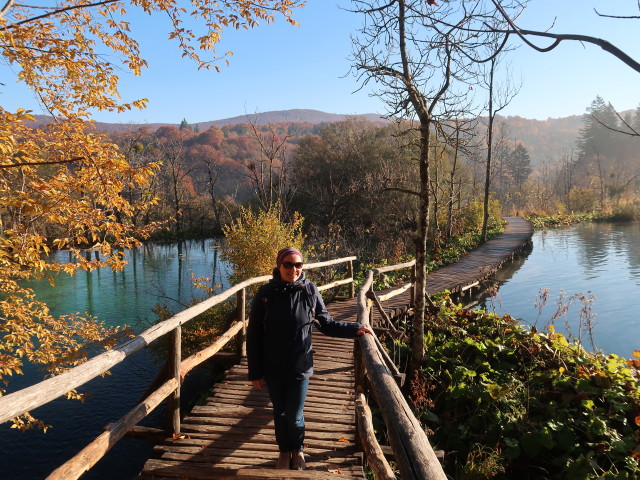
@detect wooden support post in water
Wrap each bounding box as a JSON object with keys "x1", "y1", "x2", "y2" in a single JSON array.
[
  {"x1": 167, "y1": 325, "x2": 181, "y2": 436},
  {"x1": 236, "y1": 288, "x2": 247, "y2": 358}
]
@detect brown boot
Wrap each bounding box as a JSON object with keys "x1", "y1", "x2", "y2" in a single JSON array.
[
  {"x1": 291, "y1": 450, "x2": 305, "y2": 470},
  {"x1": 276, "y1": 451, "x2": 291, "y2": 469}
]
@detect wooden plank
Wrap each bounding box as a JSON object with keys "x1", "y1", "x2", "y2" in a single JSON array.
[
  {"x1": 190, "y1": 406, "x2": 354, "y2": 423},
  {"x1": 179, "y1": 423, "x2": 357, "y2": 441},
  {"x1": 154, "y1": 449, "x2": 361, "y2": 466},
  {"x1": 142, "y1": 459, "x2": 363, "y2": 478},
  {"x1": 177, "y1": 432, "x2": 357, "y2": 451},
  {"x1": 160, "y1": 437, "x2": 358, "y2": 454}
]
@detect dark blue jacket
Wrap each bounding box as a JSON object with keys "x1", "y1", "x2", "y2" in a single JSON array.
[{"x1": 247, "y1": 272, "x2": 361, "y2": 381}]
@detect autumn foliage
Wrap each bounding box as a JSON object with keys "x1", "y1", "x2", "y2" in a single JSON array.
[{"x1": 0, "y1": 0, "x2": 304, "y2": 429}]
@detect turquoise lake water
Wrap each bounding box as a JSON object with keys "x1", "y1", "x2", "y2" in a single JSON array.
[
  {"x1": 471, "y1": 221, "x2": 640, "y2": 357},
  {"x1": 0, "y1": 239, "x2": 231, "y2": 479}
]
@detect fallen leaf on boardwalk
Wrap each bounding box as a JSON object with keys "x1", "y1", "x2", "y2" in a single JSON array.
[
  {"x1": 201, "y1": 445, "x2": 207, "y2": 449},
  {"x1": 328, "y1": 468, "x2": 343, "y2": 474},
  {"x1": 172, "y1": 434, "x2": 186, "y2": 439},
  {"x1": 338, "y1": 437, "x2": 351, "y2": 443}
]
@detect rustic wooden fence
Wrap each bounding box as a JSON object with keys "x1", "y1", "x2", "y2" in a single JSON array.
[
  {"x1": 0, "y1": 252, "x2": 454, "y2": 479},
  {"x1": 355, "y1": 261, "x2": 447, "y2": 480},
  {"x1": 0, "y1": 257, "x2": 357, "y2": 479}
]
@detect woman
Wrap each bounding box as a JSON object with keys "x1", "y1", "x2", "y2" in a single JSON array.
[{"x1": 247, "y1": 247, "x2": 372, "y2": 470}]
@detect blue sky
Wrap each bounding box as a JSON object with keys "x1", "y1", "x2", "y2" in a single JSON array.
[{"x1": 3, "y1": 0, "x2": 639, "y2": 124}]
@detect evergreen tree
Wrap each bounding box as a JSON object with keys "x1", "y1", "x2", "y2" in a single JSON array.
[
  {"x1": 179, "y1": 118, "x2": 190, "y2": 130},
  {"x1": 509, "y1": 143, "x2": 531, "y2": 188},
  {"x1": 576, "y1": 96, "x2": 619, "y2": 162}
]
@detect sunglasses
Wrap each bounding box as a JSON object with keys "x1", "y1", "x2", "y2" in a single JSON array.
[{"x1": 281, "y1": 261, "x2": 304, "y2": 269}]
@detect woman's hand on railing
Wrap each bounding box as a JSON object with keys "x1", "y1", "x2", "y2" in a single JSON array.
[
  {"x1": 251, "y1": 379, "x2": 265, "y2": 389},
  {"x1": 357, "y1": 326, "x2": 374, "y2": 336}
]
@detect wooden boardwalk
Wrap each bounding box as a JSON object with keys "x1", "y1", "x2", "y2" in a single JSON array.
[
  {"x1": 381, "y1": 216, "x2": 533, "y2": 316},
  {"x1": 138, "y1": 217, "x2": 533, "y2": 479}
]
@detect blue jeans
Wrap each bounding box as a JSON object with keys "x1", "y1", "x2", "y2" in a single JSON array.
[{"x1": 265, "y1": 375, "x2": 309, "y2": 452}]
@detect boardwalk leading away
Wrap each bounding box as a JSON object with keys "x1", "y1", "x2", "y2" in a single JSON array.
[
  {"x1": 425, "y1": 216, "x2": 533, "y2": 294},
  {"x1": 138, "y1": 217, "x2": 533, "y2": 479}
]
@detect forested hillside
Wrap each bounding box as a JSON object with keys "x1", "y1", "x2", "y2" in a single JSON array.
[
  {"x1": 71, "y1": 100, "x2": 636, "y2": 245},
  {"x1": 497, "y1": 114, "x2": 584, "y2": 165},
  {"x1": 31, "y1": 109, "x2": 584, "y2": 165}
]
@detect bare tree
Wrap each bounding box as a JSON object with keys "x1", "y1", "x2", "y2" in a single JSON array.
[
  {"x1": 157, "y1": 132, "x2": 194, "y2": 236},
  {"x1": 351, "y1": 0, "x2": 524, "y2": 379},
  {"x1": 190, "y1": 144, "x2": 227, "y2": 232},
  {"x1": 441, "y1": 118, "x2": 478, "y2": 242},
  {"x1": 479, "y1": 31, "x2": 520, "y2": 241},
  {"x1": 243, "y1": 117, "x2": 295, "y2": 217},
  {"x1": 488, "y1": 0, "x2": 640, "y2": 73}
]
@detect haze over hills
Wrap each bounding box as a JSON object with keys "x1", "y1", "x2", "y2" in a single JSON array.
[
  {"x1": 496, "y1": 114, "x2": 584, "y2": 165},
  {"x1": 82, "y1": 109, "x2": 387, "y2": 133},
  {"x1": 32, "y1": 108, "x2": 592, "y2": 166}
]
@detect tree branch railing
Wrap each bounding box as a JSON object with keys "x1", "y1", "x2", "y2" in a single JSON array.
[
  {"x1": 0, "y1": 256, "x2": 357, "y2": 480},
  {"x1": 0, "y1": 254, "x2": 448, "y2": 480},
  {"x1": 355, "y1": 262, "x2": 447, "y2": 480}
]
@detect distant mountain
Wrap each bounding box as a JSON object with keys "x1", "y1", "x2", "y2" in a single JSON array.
[
  {"x1": 199, "y1": 109, "x2": 387, "y2": 127},
  {"x1": 30, "y1": 109, "x2": 594, "y2": 166},
  {"x1": 31, "y1": 109, "x2": 387, "y2": 134}
]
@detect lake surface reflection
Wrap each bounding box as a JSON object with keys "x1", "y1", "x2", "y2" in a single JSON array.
[{"x1": 471, "y1": 221, "x2": 640, "y2": 357}]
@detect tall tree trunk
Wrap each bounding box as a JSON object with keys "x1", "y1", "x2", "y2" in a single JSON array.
[
  {"x1": 446, "y1": 129, "x2": 461, "y2": 242},
  {"x1": 482, "y1": 58, "x2": 496, "y2": 242},
  {"x1": 410, "y1": 123, "x2": 431, "y2": 381}
]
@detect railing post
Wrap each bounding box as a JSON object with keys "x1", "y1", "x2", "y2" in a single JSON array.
[
  {"x1": 353, "y1": 339, "x2": 366, "y2": 452},
  {"x1": 167, "y1": 324, "x2": 181, "y2": 436},
  {"x1": 411, "y1": 263, "x2": 417, "y2": 307},
  {"x1": 236, "y1": 288, "x2": 247, "y2": 358},
  {"x1": 348, "y1": 259, "x2": 355, "y2": 298},
  {"x1": 368, "y1": 283, "x2": 375, "y2": 328}
]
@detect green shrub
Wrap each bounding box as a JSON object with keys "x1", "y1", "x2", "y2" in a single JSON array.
[
  {"x1": 526, "y1": 213, "x2": 597, "y2": 229},
  {"x1": 400, "y1": 296, "x2": 640, "y2": 479},
  {"x1": 221, "y1": 207, "x2": 305, "y2": 283},
  {"x1": 463, "y1": 198, "x2": 503, "y2": 232},
  {"x1": 602, "y1": 202, "x2": 640, "y2": 222}
]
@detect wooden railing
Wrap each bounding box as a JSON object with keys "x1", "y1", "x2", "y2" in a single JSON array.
[
  {"x1": 355, "y1": 261, "x2": 448, "y2": 480},
  {"x1": 0, "y1": 256, "x2": 356, "y2": 480},
  {"x1": 0, "y1": 255, "x2": 448, "y2": 480}
]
